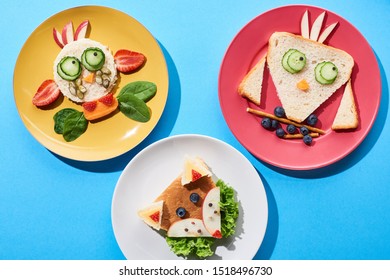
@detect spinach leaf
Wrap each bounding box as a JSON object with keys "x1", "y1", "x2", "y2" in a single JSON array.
[
  {"x1": 53, "y1": 108, "x2": 78, "y2": 134},
  {"x1": 118, "y1": 81, "x2": 157, "y2": 103},
  {"x1": 62, "y1": 111, "x2": 88, "y2": 142},
  {"x1": 117, "y1": 93, "x2": 151, "y2": 122}
]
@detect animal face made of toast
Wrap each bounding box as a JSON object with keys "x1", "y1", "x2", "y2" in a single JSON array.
[
  {"x1": 138, "y1": 156, "x2": 223, "y2": 238},
  {"x1": 239, "y1": 10, "x2": 358, "y2": 144}
]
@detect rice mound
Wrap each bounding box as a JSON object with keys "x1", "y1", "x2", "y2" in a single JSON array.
[{"x1": 53, "y1": 38, "x2": 117, "y2": 103}]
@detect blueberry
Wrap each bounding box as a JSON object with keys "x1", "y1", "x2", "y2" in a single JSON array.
[
  {"x1": 176, "y1": 207, "x2": 186, "y2": 218},
  {"x1": 189, "y1": 193, "x2": 200, "y2": 203},
  {"x1": 271, "y1": 119, "x2": 280, "y2": 130},
  {"x1": 275, "y1": 127, "x2": 286, "y2": 138},
  {"x1": 303, "y1": 134, "x2": 313, "y2": 145},
  {"x1": 274, "y1": 106, "x2": 285, "y2": 118},
  {"x1": 300, "y1": 126, "x2": 309, "y2": 136},
  {"x1": 286, "y1": 124, "x2": 297, "y2": 134},
  {"x1": 306, "y1": 114, "x2": 318, "y2": 126},
  {"x1": 261, "y1": 117, "x2": 272, "y2": 129}
]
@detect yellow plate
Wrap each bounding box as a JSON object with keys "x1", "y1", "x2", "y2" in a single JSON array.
[{"x1": 14, "y1": 6, "x2": 169, "y2": 161}]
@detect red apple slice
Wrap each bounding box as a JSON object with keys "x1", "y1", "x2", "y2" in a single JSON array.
[
  {"x1": 53, "y1": 28, "x2": 64, "y2": 48},
  {"x1": 74, "y1": 20, "x2": 89, "y2": 40},
  {"x1": 300, "y1": 10, "x2": 310, "y2": 39},
  {"x1": 202, "y1": 188, "x2": 221, "y2": 237},
  {"x1": 309, "y1": 11, "x2": 326, "y2": 41},
  {"x1": 167, "y1": 218, "x2": 211, "y2": 237},
  {"x1": 61, "y1": 21, "x2": 74, "y2": 45},
  {"x1": 318, "y1": 22, "x2": 338, "y2": 43}
]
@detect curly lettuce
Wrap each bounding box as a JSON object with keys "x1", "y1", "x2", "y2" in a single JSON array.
[{"x1": 166, "y1": 179, "x2": 239, "y2": 258}]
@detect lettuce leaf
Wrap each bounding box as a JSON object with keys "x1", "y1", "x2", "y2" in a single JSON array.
[
  {"x1": 217, "y1": 179, "x2": 239, "y2": 237},
  {"x1": 166, "y1": 179, "x2": 239, "y2": 258}
]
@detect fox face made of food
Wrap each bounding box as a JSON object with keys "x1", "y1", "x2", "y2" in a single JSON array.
[{"x1": 138, "y1": 156, "x2": 222, "y2": 238}]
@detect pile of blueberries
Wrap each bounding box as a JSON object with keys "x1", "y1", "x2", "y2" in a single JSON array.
[{"x1": 261, "y1": 106, "x2": 318, "y2": 145}]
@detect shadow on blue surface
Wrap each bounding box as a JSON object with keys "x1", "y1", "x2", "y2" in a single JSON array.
[
  {"x1": 265, "y1": 52, "x2": 388, "y2": 179},
  {"x1": 253, "y1": 170, "x2": 278, "y2": 260},
  {"x1": 52, "y1": 41, "x2": 181, "y2": 172}
]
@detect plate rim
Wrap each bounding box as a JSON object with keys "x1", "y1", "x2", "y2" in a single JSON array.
[
  {"x1": 111, "y1": 133, "x2": 269, "y2": 260},
  {"x1": 218, "y1": 4, "x2": 381, "y2": 170}
]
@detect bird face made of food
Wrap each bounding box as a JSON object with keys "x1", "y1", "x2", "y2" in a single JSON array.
[
  {"x1": 138, "y1": 156, "x2": 222, "y2": 239},
  {"x1": 53, "y1": 38, "x2": 118, "y2": 103},
  {"x1": 267, "y1": 11, "x2": 355, "y2": 123}
]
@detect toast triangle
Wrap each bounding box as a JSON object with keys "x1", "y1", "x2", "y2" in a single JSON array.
[
  {"x1": 332, "y1": 79, "x2": 358, "y2": 130},
  {"x1": 267, "y1": 32, "x2": 354, "y2": 123},
  {"x1": 238, "y1": 55, "x2": 266, "y2": 106}
]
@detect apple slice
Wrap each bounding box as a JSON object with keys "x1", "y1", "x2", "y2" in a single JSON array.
[
  {"x1": 202, "y1": 188, "x2": 221, "y2": 238},
  {"x1": 300, "y1": 10, "x2": 310, "y2": 39},
  {"x1": 167, "y1": 218, "x2": 211, "y2": 237},
  {"x1": 53, "y1": 28, "x2": 64, "y2": 48},
  {"x1": 137, "y1": 201, "x2": 164, "y2": 230},
  {"x1": 309, "y1": 11, "x2": 326, "y2": 41},
  {"x1": 61, "y1": 21, "x2": 74, "y2": 45},
  {"x1": 318, "y1": 22, "x2": 338, "y2": 43},
  {"x1": 74, "y1": 20, "x2": 89, "y2": 40}
]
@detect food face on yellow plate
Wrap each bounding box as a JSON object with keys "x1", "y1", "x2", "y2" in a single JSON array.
[{"x1": 14, "y1": 6, "x2": 168, "y2": 161}]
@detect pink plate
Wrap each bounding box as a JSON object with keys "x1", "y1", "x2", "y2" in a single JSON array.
[{"x1": 218, "y1": 5, "x2": 381, "y2": 170}]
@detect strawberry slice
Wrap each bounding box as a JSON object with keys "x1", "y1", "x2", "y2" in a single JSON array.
[
  {"x1": 192, "y1": 169, "x2": 202, "y2": 181},
  {"x1": 212, "y1": 230, "x2": 222, "y2": 239},
  {"x1": 98, "y1": 93, "x2": 114, "y2": 106},
  {"x1": 32, "y1": 80, "x2": 60, "y2": 107},
  {"x1": 114, "y1": 49, "x2": 146, "y2": 73},
  {"x1": 82, "y1": 101, "x2": 97, "y2": 112},
  {"x1": 149, "y1": 211, "x2": 160, "y2": 223}
]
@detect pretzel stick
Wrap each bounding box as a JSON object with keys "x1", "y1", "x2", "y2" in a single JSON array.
[
  {"x1": 246, "y1": 107, "x2": 326, "y2": 135},
  {"x1": 283, "y1": 133, "x2": 319, "y2": 139}
]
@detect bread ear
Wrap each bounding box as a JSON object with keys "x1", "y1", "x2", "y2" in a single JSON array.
[
  {"x1": 237, "y1": 55, "x2": 266, "y2": 106},
  {"x1": 332, "y1": 79, "x2": 358, "y2": 130}
]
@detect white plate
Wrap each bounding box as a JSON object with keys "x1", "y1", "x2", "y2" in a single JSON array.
[{"x1": 111, "y1": 134, "x2": 268, "y2": 259}]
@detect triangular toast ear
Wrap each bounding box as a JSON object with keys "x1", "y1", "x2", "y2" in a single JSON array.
[{"x1": 332, "y1": 79, "x2": 359, "y2": 130}]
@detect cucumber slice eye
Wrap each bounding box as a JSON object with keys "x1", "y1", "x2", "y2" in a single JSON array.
[
  {"x1": 314, "y1": 61, "x2": 338, "y2": 85},
  {"x1": 57, "y1": 56, "x2": 82, "y2": 81},
  {"x1": 282, "y1": 49, "x2": 306, "y2": 73},
  {"x1": 81, "y1": 47, "x2": 105, "y2": 71}
]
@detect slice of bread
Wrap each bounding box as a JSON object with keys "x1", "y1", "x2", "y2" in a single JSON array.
[
  {"x1": 267, "y1": 32, "x2": 354, "y2": 123},
  {"x1": 332, "y1": 79, "x2": 358, "y2": 130},
  {"x1": 238, "y1": 55, "x2": 266, "y2": 106}
]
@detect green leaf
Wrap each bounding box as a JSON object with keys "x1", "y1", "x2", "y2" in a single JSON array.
[
  {"x1": 53, "y1": 108, "x2": 78, "y2": 134},
  {"x1": 62, "y1": 111, "x2": 88, "y2": 142},
  {"x1": 117, "y1": 93, "x2": 151, "y2": 122},
  {"x1": 118, "y1": 81, "x2": 157, "y2": 102}
]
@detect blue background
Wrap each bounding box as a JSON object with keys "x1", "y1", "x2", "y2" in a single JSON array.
[{"x1": 1, "y1": 0, "x2": 389, "y2": 260}]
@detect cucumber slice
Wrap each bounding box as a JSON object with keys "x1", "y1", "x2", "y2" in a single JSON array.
[
  {"x1": 315, "y1": 62, "x2": 335, "y2": 85},
  {"x1": 287, "y1": 50, "x2": 306, "y2": 72},
  {"x1": 81, "y1": 48, "x2": 105, "y2": 71},
  {"x1": 57, "y1": 56, "x2": 81, "y2": 81},
  {"x1": 320, "y1": 62, "x2": 338, "y2": 81},
  {"x1": 282, "y1": 49, "x2": 298, "y2": 73}
]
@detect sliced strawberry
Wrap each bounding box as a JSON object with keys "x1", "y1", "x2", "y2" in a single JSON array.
[
  {"x1": 32, "y1": 80, "x2": 61, "y2": 107},
  {"x1": 192, "y1": 169, "x2": 202, "y2": 181},
  {"x1": 212, "y1": 230, "x2": 222, "y2": 239},
  {"x1": 98, "y1": 93, "x2": 114, "y2": 106},
  {"x1": 82, "y1": 100, "x2": 97, "y2": 112},
  {"x1": 114, "y1": 49, "x2": 146, "y2": 73},
  {"x1": 149, "y1": 211, "x2": 160, "y2": 223}
]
